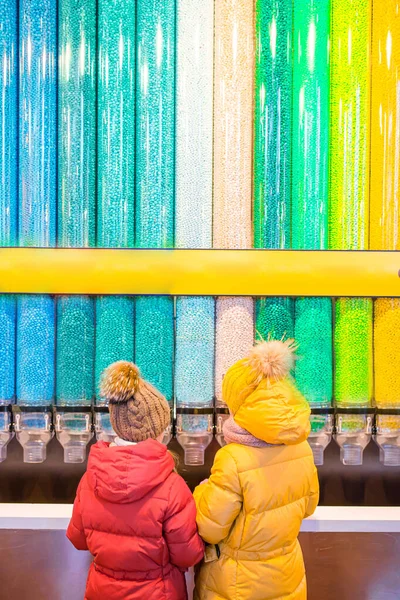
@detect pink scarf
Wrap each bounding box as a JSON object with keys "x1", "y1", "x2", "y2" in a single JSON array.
[{"x1": 223, "y1": 416, "x2": 272, "y2": 448}]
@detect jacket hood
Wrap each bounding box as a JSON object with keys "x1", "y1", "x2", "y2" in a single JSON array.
[
  {"x1": 87, "y1": 439, "x2": 175, "y2": 504},
  {"x1": 234, "y1": 378, "x2": 311, "y2": 445}
]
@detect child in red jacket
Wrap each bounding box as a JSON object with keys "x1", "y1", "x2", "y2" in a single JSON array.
[{"x1": 67, "y1": 361, "x2": 204, "y2": 600}]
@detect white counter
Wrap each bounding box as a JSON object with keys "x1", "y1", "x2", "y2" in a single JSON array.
[{"x1": 0, "y1": 504, "x2": 399, "y2": 532}]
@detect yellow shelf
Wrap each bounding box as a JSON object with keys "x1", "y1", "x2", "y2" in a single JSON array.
[{"x1": 0, "y1": 248, "x2": 399, "y2": 297}]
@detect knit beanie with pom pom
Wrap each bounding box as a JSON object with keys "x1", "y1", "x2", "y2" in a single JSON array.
[
  {"x1": 100, "y1": 361, "x2": 170, "y2": 443},
  {"x1": 222, "y1": 339, "x2": 298, "y2": 416}
]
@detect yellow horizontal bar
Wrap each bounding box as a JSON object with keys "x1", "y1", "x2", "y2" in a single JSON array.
[{"x1": 0, "y1": 249, "x2": 399, "y2": 297}]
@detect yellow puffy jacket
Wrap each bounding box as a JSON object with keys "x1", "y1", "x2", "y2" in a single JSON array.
[{"x1": 193, "y1": 377, "x2": 319, "y2": 600}]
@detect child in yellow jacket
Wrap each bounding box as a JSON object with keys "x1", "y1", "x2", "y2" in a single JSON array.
[{"x1": 193, "y1": 339, "x2": 319, "y2": 600}]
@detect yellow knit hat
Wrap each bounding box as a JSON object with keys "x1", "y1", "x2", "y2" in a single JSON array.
[{"x1": 222, "y1": 339, "x2": 298, "y2": 415}]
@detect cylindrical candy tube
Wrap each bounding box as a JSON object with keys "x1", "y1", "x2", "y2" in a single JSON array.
[
  {"x1": 17, "y1": 296, "x2": 55, "y2": 406},
  {"x1": 95, "y1": 296, "x2": 134, "y2": 403},
  {"x1": 135, "y1": 297, "x2": 174, "y2": 405},
  {"x1": 370, "y1": 0, "x2": 400, "y2": 409},
  {"x1": 0, "y1": 1, "x2": 17, "y2": 406},
  {"x1": 17, "y1": 0, "x2": 56, "y2": 407},
  {"x1": 56, "y1": 296, "x2": 94, "y2": 406},
  {"x1": 97, "y1": 0, "x2": 135, "y2": 249},
  {"x1": 254, "y1": 0, "x2": 292, "y2": 250},
  {"x1": 0, "y1": 0, "x2": 17, "y2": 248},
  {"x1": 58, "y1": 0, "x2": 96, "y2": 248},
  {"x1": 175, "y1": 0, "x2": 213, "y2": 250},
  {"x1": 135, "y1": 0, "x2": 175, "y2": 248},
  {"x1": 330, "y1": 0, "x2": 372, "y2": 409}
]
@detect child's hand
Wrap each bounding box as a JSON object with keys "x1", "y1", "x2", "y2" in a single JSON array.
[{"x1": 200, "y1": 479, "x2": 209, "y2": 485}]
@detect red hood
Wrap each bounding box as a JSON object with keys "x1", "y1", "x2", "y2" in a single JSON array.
[{"x1": 87, "y1": 439, "x2": 175, "y2": 504}]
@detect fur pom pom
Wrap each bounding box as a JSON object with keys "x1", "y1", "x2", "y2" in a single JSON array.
[
  {"x1": 245, "y1": 339, "x2": 297, "y2": 382},
  {"x1": 100, "y1": 361, "x2": 141, "y2": 404}
]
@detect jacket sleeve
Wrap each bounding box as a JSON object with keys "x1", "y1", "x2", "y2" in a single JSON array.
[
  {"x1": 305, "y1": 466, "x2": 319, "y2": 518},
  {"x1": 66, "y1": 478, "x2": 88, "y2": 551},
  {"x1": 193, "y1": 448, "x2": 242, "y2": 545},
  {"x1": 163, "y1": 476, "x2": 204, "y2": 569}
]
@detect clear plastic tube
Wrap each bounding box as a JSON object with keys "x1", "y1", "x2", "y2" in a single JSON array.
[
  {"x1": 215, "y1": 298, "x2": 254, "y2": 407},
  {"x1": 292, "y1": 0, "x2": 330, "y2": 251},
  {"x1": 291, "y1": 1, "x2": 333, "y2": 465},
  {"x1": 214, "y1": 0, "x2": 253, "y2": 250},
  {"x1": 17, "y1": 0, "x2": 56, "y2": 413},
  {"x1": 175, "y1": 297, "x2": 215, "y2": 462},
  {"x1": 255, "y1": 298, "x2": 295, "y2": 341},
  {"x1": 97, "y1": 0, "x2": 135, "y2": 249},
  {"x1": 135, "y1": 0, "x2": 175, "y2": 249},
  {"x1": 254, "y1": 0, "x2": 292, "y2": 250},
  {"x1": 175, "y1": 0, "x2": 214, "y2": 460},
  {"x1": 214, "y1": 0, "x2": 254, "y2": 427},
  {"x1": 0, "y1": 1, "x2": 17, "y2": 417},
  {"x1": 17, "y1": 295, "x2": 55, "y2": 406},
  {"x1": 58, "y1": 0, "x2": 96, "y2": 249},
  {"x1": 329, "y1": 0, "x2": 372, "y2": 421},
  {"x1": 19, "y1": 0, "x2": 57, "y2": 248},
  {"x1": 95, "y1": 296, "x2": 134, "y2": 402},
  {"x1": 295, "y1": 298, "x2": 332, "y2": 407},
  {"x1": 370, "y1": 0, "x2": 400, "y2": 411},
  {"x1": 175, "y1": 0, "x2": 213, "y2": 250},
  {"x1": 335, "y1": 298, "x2": 372, "y2": 407},
  {"x1": 56, "y1": 296, "x2": 94, "y2": 406},
  {"x1": 0, "y1": 296, "x2": 16, "y2": 405},
  {"x1": 135, "y1": 297, "x2": 174, "y2": 406},
  {"x1": 0, "y1": 0, "x2": 17, "y2": 248},
  {"x1": 135, "y1": 0, "x2": 175, "y2": 419}
]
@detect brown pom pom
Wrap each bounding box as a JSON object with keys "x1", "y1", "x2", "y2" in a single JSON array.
[
  {"x1": 100, "y1": 361, "x2": 141, "y2": 404},
  {"x1": 245, "y1": 339, "x2": 298, "y2": 382}
]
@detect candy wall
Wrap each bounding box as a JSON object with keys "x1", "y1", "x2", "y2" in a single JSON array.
[{"x1": 0, "y1": 0, "x2": 399, "y2": 485}]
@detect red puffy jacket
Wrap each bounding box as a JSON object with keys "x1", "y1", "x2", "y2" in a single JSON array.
[{"x1": 67, "y1": 439, "x2": 204, "y2": 600}]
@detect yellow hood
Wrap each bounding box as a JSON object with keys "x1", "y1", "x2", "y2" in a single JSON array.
[
  {"x1": 222, "y1": 339, "x2": 311, "y2": 445},
  {"x1": 234, "y1": 377, "x2": 311, "y2": 445}
]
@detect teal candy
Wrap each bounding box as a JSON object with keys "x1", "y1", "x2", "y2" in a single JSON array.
[
  {"x1": 135, "y1": 0, "x2": 175, "y2": 248},
  {"x1": 0, "y1": 296, "x2": 16, "y2": 403},
  {"x1": 56, "y1": 296, "x2": 94, "y2": 406},
  {"x1": 292, "y1": 0, "x2": 330, "y2": 250},
  {"x1": 256, "y1": 298, "x2": 295, "y2": 342},
  {"x1": 135, "y1": 0, "x2": 175, "y2": 407},
  {"x1": 17, "y1": 295, "x2": 55, "y2": 405},
  {"x1": 95, "y1": 296, "x2": 134, "y2": 403},
  {"x1": 254, "y1": 0, "x2": 292, "y2": 250},
  {"x1": 291, "y1": 1, "x2": 332, "y2": 408},
  {"x1": 97, "y1": 0, "x2": 135, "y2": 248},
  {"x1": 58, "y1": 0, "x2": 96, "y2": 248},
  {"x1": 295, "y1": 298, "x2": 332, "y2": 407},
  {"x1": 135, "y1": 297, "x2": 174, "y2": 405}
]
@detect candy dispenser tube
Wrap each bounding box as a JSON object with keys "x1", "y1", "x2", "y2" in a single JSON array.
[
  {"x1": 370, "y1": 0, "x2": 400, "y2": 464},
  {"x1": 135, "y1": 0, "x2": 175, "y2": 249},
  {"x1": 57, "y1": 0, "x2": 96, "y2": 460},
  {"x1": 58, "y1": 0, "x2": 96, "y2": 249},
  {"x1": 175, "y1": 0, "x2": 214, "y2": 461},
  {"x1": 254, "y1": 0, "x2": 292, "y2": 251},
  {"x1": 254, "y1": 0, "x2": 293, "y2": 358},
  {"x1": 0, "y1": 0, "x2": 17, "y2": 249},
  {"x1": 97, "y1": 0, "x2": 135, "y2": 249},
  {"x1": 134, "y1": 296, "x2": 174, "y2": 412},
  {"x1": 0, "y1": 0, "x2": 18, "y2": 457},
  {"x1": 55, "y1": 296, "x2": 95, "y2": 462},
  {"x1": 94, "y1": 296, "x2": 134, "y2": 443},
  {"x1": 175, "y1": 298, "x2": 215, "y2": 465},
  {"x1": 17, "y1": 0, "x2": 56, "y2": 462},
  {"x1": 135, "y1": 0, "x2": 175, "y2": 445},
  {"x1": 214, "y1": 298, "x2": 254, "y2": 448},
  {"x1": 213, "y1": 0, "x2": 254, "y2": 446},
  {"x1": 329, "y1": 0, "x2": 372, "y2": 464}
]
